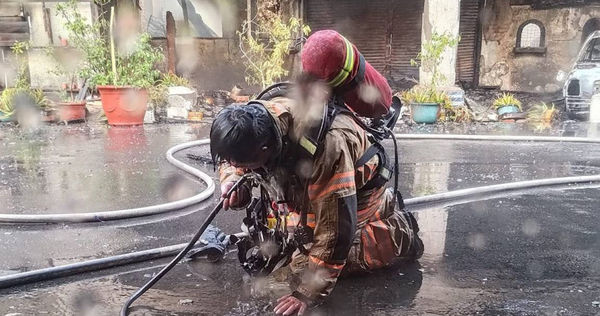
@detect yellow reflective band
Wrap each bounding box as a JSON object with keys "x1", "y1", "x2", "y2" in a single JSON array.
[
  {"x1": 299, "y1": 136, "x2": 317, "y2": 156},
  {"x1": 328, "y1": 36, "x2": 355, "y2": 87}
]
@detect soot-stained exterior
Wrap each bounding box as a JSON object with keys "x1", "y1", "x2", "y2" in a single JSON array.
[{"x1": 479, "y1": 0, "x2": 600, "y2": 93}]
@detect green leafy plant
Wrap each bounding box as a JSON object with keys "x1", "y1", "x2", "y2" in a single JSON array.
[
  {"x1": 0, "y1": 88, "x2": 49, "y2": 117},
  {"x1": 527, "y1": 102, "x2": 558, "y2": 131},
  {"x1": 401, "y1": 86, "x2": 472, "y2": 122},
  {"x1": 0, "y1": 41, "x2": 49, "y2": 118},
  {"x1": 403, "y1": 32, "x2": 464, "y2": 122},
  {"x1": 160, "y1": 73, "x2": 190, "y2": 87},
  {"x1": 411, "y1": 32, "x2": 460, "y2": 88},
  {"x1": 28, "y1": 88, "x2": 49, "y2": 108},
  {"x1": 47, "y1": 46, "x2": 83, "y2": 102},
  {"x1": 12, "y1": 40, "x2": 30, "y2": 90},
  {"x1": 56, "y1": 0, "x2": 162, "y2": 88},
  {"x1": 148, "y1": 73, "x2": 190, "y2": 110},
  {"x1": 493, "y1": 93, "x2": 522, "y2": 110},
  {"x1": 56, "y1": 0, "x2": 109, "y2": 88},
  {"x1": 401, "y1": 86, "x2": 452, "y2": 107},
  {"x1": 0, "y1": 88, "x2": 18, "y2": 116},
  {"x1": 98, "y1": 33, "x2": 163, "y2": 87},
  {"x1": 401, "y1": 86, "x2": 439, "y2": 104},
  {"x1": 238, "y1": 13, "x2": 310, "y2": 89}
]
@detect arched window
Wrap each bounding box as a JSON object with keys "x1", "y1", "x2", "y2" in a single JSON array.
[
  {"x1": 520, "y1": 23, "x2": 541, "y2": 47},
  {"x1": 582, "y1": 18, "x2": 600, "y2": 45},
  {"x1": 515, "y1": 20, "x2": 546, "y2": 54}
]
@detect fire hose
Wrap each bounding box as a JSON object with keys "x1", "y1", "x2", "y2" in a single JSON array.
[{"x1": 1, "y1": 135, "x2": 600, "y2": 301}]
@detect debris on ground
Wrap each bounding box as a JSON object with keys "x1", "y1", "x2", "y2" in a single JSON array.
[{"x1": 179, "y1": 299, "x2": 194, "y2": 305}]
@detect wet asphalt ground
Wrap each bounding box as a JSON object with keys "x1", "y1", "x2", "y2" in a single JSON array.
[{"x1": 0, "y1": 121, "x2": 599, "y2": 315}]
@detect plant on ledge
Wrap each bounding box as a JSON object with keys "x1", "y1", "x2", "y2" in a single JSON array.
[
  {"x1": 403, "y1": 32, "x2": 466, "y2": 123},
  {"x1": 493, "y1": 93, "x2": 522, "y2": 116},
  {"x1": 148, "y1": 73, "x2": 191, "y2": 121},
  {"x1": 56, "y1": 0, "x2": 163, "y2": 125},
  {"x1": 527, "y1": 102, "x2": 557, "y2": 131}
]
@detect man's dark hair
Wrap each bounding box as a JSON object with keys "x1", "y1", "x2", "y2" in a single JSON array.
[{"x1": 210, "y1": 103, "x2": 278, "y2": 164}]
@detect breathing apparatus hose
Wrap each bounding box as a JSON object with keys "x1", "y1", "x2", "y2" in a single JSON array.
[
  {"x1": 389, "y1": 129, "x2": 400, "y2": 206},
  {"x1": 120, "y1": 176, "x2": 247, "y2": 316}
]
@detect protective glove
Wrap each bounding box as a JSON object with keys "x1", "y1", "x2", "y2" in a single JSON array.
[{"x1": 187, "y1": 224, "x2": 231, "y2": 262}]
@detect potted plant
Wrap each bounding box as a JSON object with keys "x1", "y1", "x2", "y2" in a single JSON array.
[
  {"x1": 148, "y1": 73, "x2": 192, "y2": 122},
  {"x1": 494, "y1": 93, "x2": 522, "y2": 115},
  {"x1": 53, "y1": 78, "x2": 86, "y2": 123},
  {"x1": 403, "y1": 32, "x2": 460, "y2": 124},
  {"x1": 0, "y1": 87, "x2": 50, "y2": 124},
  {"x1": 0, "y1": 89, "x2": 17, "y2": 122},
  {"x1": 48, "y1": 44, "x2": 87, "y2": 123},
  {"x1": 56, "y1": 0, "x2": 162, "y2": 126},
  {"x1": 0, "y1": 41, "x2": 50, "y2": 123},
  {"x1": 527, "y1": 102, "x2": 558, "y2": 131},
  {"x1": 401, "y1": 87, "x2": 443, "y2": 124},
  {"x1": 95, "y1": 31, "x2": 162, "y2": 126}
]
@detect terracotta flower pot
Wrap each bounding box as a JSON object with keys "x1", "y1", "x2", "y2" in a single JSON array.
[
  {"x1": 97, "y1": 86, "x2": 148, "y2": 126},
  {"x1": 56, "y1": 101, "x2": 86, "y2": 122}
]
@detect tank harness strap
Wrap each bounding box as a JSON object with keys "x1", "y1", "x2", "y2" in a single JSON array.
[
  {"x1": 296, "y1": 94, "x2": 394, "y2": 193},
  {"x1": 354, "y1": 136, "x2": 392, "y2": 191},
  {"x1": 298, "y1": 98, "x2": 346, "y2": 159}
]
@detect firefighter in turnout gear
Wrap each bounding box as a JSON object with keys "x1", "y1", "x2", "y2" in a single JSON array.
[{"x1": 210, "y1": 30, "x2": 423, "y2": 316}]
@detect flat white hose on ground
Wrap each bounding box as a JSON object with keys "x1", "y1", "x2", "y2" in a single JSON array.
[
  {"x1": 398, "y1": 134, "x2": 600, "y2": 143},
  {"x1": 0, "y1": 135, "x2": 599, "y2": 223},
  {"x1": 1, "y1": 134, "x2": 600, "y2": 288},
  {"x1": 397, "y1": 134, "x2": 600, "y2": 205},
  {"x1": 0, "y1": 140, "x2": 215, "y2": 223}
]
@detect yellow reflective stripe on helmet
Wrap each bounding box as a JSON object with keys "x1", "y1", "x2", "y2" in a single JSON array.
[
  {"x1": 328, "y1": 36, "x2": 355, "y2": 87},
  {"x1": 299, "y1": 136, "x2": 317, "y2": 156}
]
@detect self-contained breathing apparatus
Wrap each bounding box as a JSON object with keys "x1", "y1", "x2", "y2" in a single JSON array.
[
  {"x1": 232, "y1": 82, "x2": 404, "y2": 277},
  {"x1": 121, "y1": 82, "x2": 403, "y2": 315},
  {"x1": 232, "y1": 172, "x2": 313, "y2": 277}
]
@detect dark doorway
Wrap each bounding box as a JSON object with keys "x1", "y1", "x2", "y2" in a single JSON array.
[
  {"x1": 305, "y1": 0, "x2": 424, "y2": 89},
  {"x1": 456, "y1": 0, "x2": 484, "y2": 88},
  {"x1": 582, "y1": 18, "x2": 600, "y2": 45}
]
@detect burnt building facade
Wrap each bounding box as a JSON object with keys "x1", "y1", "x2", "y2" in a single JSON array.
[{"x1": 478, "y1": 0, "x2": 600, "y2": 93}]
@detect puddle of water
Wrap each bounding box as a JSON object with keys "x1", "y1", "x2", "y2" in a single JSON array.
[{"x1": 0, "y1": 124, "x2": 208, "y2": 214}]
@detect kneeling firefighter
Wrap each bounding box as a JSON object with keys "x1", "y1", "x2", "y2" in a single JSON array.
[{"x1": 210, "y1": 30, "x2": 424, "y2": 315}]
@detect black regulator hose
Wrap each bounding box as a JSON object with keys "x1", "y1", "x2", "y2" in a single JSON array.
[
  {"x1": 388, "y1": 128, "x2": 400, "y2": 207},
  {"x1": 120, "y1": 176, "x2": 247, "y2": 316}
]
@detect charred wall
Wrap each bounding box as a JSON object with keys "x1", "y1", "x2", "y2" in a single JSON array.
[
  {"x1": 479, "y1": 0, "x2": 600, "y2": 93},
  {"x1": 173, "y1": 38, "x2": 246, "y2": 92}
]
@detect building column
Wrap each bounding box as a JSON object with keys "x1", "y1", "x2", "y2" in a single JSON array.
[{"x1": 420, "y1": 0, "x2": 461, "y2": 87}]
